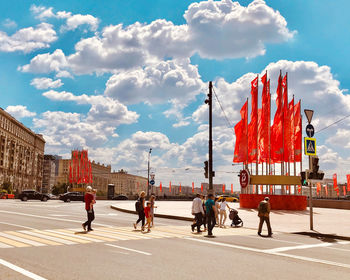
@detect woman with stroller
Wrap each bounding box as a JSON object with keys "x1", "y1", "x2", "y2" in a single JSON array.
[{"x1": 219, "y1": 198, "x2": 231, "y2": 228}]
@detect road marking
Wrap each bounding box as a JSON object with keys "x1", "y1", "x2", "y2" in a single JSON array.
[
  {"x1": 263, "y1": 241, "x2": 350, "y2": 253},
  {"x1": 83, "y1": 230, "x2": 127, "y2": 241},
  {"x1": 0, "y1": 235, "x2": 30, "y2": 247},
  {"x1": 0, "y1": 221, "x2": 36, "y2": 230},
  {"x1": 0, "y1": 241, "x2": 13, "y2": 248},
  {"x1": 0, "y1": 232, "x2": 45, "y2": 247},
  {"x1": 105, "y1": 244, "x2": 152, "y2": 255},
  {"x1": 186, "y1": 237, "x2": 350, "y2": 269},
  {"x1": 20, "y1": 230, "x2": 76, "y2": 245},
  {"x1": 0, "y1": 210, "x2": 113, "y2": 227},
  {"x1": 43, "y1": 230, "x2": 91, "y2": 244},
  {"x1": 5, "y1": 231, "x2": 61, "y2": 246},
  {"x1": 0, "y1": 258, "x2": 47, "y2": 280},
  {"x1": 50, "y1": 229, "x2": 105, "y2": 243}
]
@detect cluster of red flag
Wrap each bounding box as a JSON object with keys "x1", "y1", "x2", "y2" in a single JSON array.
[
  {"x1": 153, "y1": 182, "x2": 234, "y2": 194},
  {"x1": 234, "y1": 72, "x2": 302, "y2": 164},
  {"x1": 69, "y1": 150, "x2": 93, "y2": 184}
]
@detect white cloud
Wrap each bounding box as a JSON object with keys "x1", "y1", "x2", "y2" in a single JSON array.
[
  {"x1": 42, "y1": 90, "x2": 139, "y2": 126},
  {"x1": 173, "y1": 120, "x2": 191, "y2": 128},
  {"x1": 30, "y1": 78, "x2": 63, "y2": 89},
  {"x1": 19, "y1": 49, "x2": 68, "y2": 73},
  {"x1": 105, "y1": 59, "x2": 204, "y2": 105},
  {"x1": 5, "y1": 105, "x2": 36, "y2": 119},
  {"x1": 0, "y1": 23, "x2": 57, "y2": 53},
  {"x1": 31, "y1": 4, "x2": 99, "y2": 32},
  {"x1": 2, "y1": 19, "x2": 17, "y2": 28},
  {"x1": 24, "y1": 0, "x2": 294, "y2": 75}
]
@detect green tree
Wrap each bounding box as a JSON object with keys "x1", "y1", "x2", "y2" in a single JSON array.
[
  {"x1": 1, "y1": 181, "x2": 12, "y2": 194},
  {"x1": 52, "y1": 183, "x2": 68, "y2": 195}
]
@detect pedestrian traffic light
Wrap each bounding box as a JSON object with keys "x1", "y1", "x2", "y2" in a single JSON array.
[
  {"x1": 204, "y1": 161, "x2": 208, "y2": 178},
  {"x1": 300, "y1": 171, "x2": 308, "y2": 186}
]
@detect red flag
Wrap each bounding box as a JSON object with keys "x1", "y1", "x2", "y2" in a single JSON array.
[
  {"x1": 69, "y1": 161, "x2": 72, "y2": 184},
  {"x1": 248, "y1": 76, "x2": 258, "y2": 163},
  {"x1": 271, "y1": 73, "x2": 283, "y2": 162},
  {"x1": 258, "y1": 73, "x2": 270, "y2": 163},
  {"x1": 285, "y1": 98, "x2": 294, "y2": 162},
  {"x1": 343, "y1": 186, "x2": 346, "y2": 196},
  {"x1": 298, "y1": 185, "x2": 301, "y2": 194},
  {"x1": 231, "y1": 184, "x2": 233, "y2": 194},
  {"x1": 294, "y1": 101, "x2": 302, "y2": 162},
  {"x1": 160, "y1": 182, "x2": 162, "y2": 192},
  {"x1": 282, "y1": 74, "x2": 291, "y2": 162},
  {"x1": 201, "y1": 183, "x2": 203, "y2": 193},
  {"x1": 222, "y1": 184, "x2": 225, "y2": 193},
  {"x1": 192, "y1": 182, "x2": 194, "y2": 193},
  {"x1": 325, "y1": 185, "x2": 328, "y2": 196},
  {"x1": 316, "y1": 183, "x2": 321, "y2": 195},
  {"x1": 333, "y1": 174, "x2": 338, "y2": 191},
  {"x1": 169, "y1": 182, "x2": 172, "y2": 192},
  {"x1": 260, "y1": 185, "x2": 263, "y2": 193},
  {"x1": 179, "y1": 183, "x2": 181, "y2": 193},
  {"x1": 233, "y1": 101, "x2": 248, "y2": 163},
  {"x1": 347, "y1": 175, "x2": 350, "y2": 191},
  {"x1": 89, "y1": 160, "x2": 93, "y2": 183}
]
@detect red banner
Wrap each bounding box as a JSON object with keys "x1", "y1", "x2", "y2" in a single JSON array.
[
  {"x1": 294, "y1": 101, "x2": 302, "y2": 162},
  {"x1": 333, "y1": 173, "x2": 338, "y2": 191},
  {"x1": 325, "y1": 185, "x2": 328, "y2": 196},
  {"x1": 343, "y1": 186, "x2": 346, "y2": 196},
  {"x1": 222, "y1": 184, "x2": 225, "y2": 193},
  {"x1": 248, "y1": 76, "x2": 258, "y2": 163},
  {"x1": 233, "y1": 101, "x2": 248, "y2": 163},
  {"x1": 160, "y1": 182, "x2": 162, "y2": 192},
  {"x1": 347, "y1": 174, "x2": 350, "y2": 191},
  {"x1": 271, "y1": 73, "x2": 283, "y2": 162},
  {"x1": 169, "y1": 181, "x2": 172, "y2": 192},
  {"x1": 192, "y1": 182, "x2": 194, "y2": 193},
  {"x1": 179, "y1": 183, "x2": 181, "y2": 193},
  {"x1": 231, "y1": 184, "x2": 233, "y2": 194},
  {"x1": 201, "y1": 183, "x2": 203, "y2": 193},
  {"x1": 258, "y1": 73, "x2": 270, "y2": 163}
]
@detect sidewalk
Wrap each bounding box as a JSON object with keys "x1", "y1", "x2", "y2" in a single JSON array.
[{"x1": 111, "y1": 201, "x2": 350, "y2": 239}]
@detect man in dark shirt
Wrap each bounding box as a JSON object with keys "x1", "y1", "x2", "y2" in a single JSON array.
[
  {"x1": 82, "y1": 186, "x2": 95, "y2": 232},
  {"x1": 205, "y1": 194, "x2": 216, "y2": 237}
]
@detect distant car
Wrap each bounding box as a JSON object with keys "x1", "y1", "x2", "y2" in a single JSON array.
[
  {"x1": 112, "y1": 195, "x2": 128, "y2": 200},
  {"x1": 59, "y1": 192, "x2": 84, "y2": 202},
  {"x1": 18, "y1": 190, "x2": 50, "y2": 202},
  {"x1": 217, "y1": 195, "x2": 239, "y2": 203},
  {"x1": 46, "y1": 193, "x2": 58, "y2": 200}
]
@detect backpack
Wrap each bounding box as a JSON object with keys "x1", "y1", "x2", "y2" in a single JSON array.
[
  {"x1": 259, "y1": 201, "x2": 268, "y2": 214},
  {"x1": 135, "y1": 200, "x2": 141, "y2": 212}
]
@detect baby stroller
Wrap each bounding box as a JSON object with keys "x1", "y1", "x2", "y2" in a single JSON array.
[{"x1": 229, "y1": 209, "x2": 243, "y2": 227}]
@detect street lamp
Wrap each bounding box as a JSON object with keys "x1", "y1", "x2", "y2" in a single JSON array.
[{"x1": 147, "y1": 148, "x2": 152, "y2": 199}]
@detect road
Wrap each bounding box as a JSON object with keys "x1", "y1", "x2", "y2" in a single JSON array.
[{"x1": 1, "y1": 199, "x2": 350, "y2": 280}]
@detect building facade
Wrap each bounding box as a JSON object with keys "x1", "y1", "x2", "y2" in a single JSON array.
[
  {"x1": 42, "y1": 155, "x2": 56, "y2": 193},
  {"x1": 0, "y1": 108, "x2": 45, "y2": 192},
  {"x1": 109, "y1": 170, "x2": 148, "y2": 196}
]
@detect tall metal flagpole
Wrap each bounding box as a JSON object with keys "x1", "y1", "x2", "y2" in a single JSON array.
[
  {"x1": 293, "y1": 94, "x2": 296, "y2": 195},
  {"x1": 208, "y1": 82, "x2": 213, "y2": 193}
]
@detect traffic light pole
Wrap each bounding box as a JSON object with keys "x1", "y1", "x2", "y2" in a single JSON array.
[
  {"x1": 208, "y1": 82, "x2": 213, "y2": 193},
  {"x1": 308, "y1": 155, "x2": 314, "y2": 230}
]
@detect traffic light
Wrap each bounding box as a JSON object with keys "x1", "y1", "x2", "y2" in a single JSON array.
[
  {"x1": 308, "y1": 156, "x2": 325, "y2": 180},
  {"x1": 300, "y1": 171, "x2": 308, "y2": 186},
  {"x1": 204, "y1": 161, "x2": 208, "y2": 178}
]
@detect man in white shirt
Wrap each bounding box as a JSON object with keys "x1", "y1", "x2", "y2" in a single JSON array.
[{"x1": 191, "y1": 193, "x2": 205, "y2": 233}]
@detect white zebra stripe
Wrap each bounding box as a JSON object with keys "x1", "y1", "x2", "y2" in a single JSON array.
[
  {"x1": 19, "y1": 230, "x2": 76, "y2": 245},
  {"x1": 0, "y1": 232, "x2": 45, "y2": 247}
]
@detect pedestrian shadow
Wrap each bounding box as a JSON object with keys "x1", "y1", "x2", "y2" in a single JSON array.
[
  {"x1": 294, "y1": 231, "x2": 350, "y2": 243},
  {"x1": 74, "y1": 231, "x2": 88, "y2": 234}
]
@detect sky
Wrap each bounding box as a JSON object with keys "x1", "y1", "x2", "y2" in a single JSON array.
[{"x1": 1, "y1": 0, "x2": 350, "y2": 189}]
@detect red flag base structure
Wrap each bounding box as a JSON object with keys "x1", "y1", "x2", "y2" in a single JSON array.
[{"x1": 240, "y1": 194, "x2": 307, "y2": 210}]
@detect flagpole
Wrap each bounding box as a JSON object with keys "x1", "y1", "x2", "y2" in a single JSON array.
[{"x1": 293, "y1": 94, "x2": 296, "y2": 195}]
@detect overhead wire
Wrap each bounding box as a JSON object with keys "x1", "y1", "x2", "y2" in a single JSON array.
[
  {"x1": 212, "y1": 86, "x2": 235, "y2": 134},
  {"x1": 316, "y1": 113, "x2": 350, "y2": 134}
]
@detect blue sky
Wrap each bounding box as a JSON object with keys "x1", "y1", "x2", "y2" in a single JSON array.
[{"x1": 1, "y1": 0, "x2": 349, "y2": 188}]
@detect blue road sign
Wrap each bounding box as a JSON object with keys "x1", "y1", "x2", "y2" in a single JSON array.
[
  {"x1": 304, "y1": 137, "x2": 316, "y2": 156},
  {"x1": 150, "y1": 179, "x2": 155, "y2": 185}
]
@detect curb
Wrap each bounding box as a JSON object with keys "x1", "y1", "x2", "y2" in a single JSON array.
[
  {"x1": 110, "y1": 205, "x2": 193, "y2": 222},
  {"x1": 293, "y1": 231, "x2": 350, "y2": 241}
]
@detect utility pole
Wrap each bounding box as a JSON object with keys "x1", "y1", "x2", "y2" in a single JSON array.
[
  {"x1": 205, "y1": 82, "x2": 213, "y2": 193},
  {"x1": 147, "y1": 148, "x2": 152, "y2": 199}
]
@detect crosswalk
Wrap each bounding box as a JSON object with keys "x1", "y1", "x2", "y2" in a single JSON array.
[{"x1": 0, "y1": 226, "x2": 257, "y2": 249}]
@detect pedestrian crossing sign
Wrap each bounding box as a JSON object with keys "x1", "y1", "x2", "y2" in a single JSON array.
[{"x1": 304, "y1": 137, "x2": 316, "y2": 156}]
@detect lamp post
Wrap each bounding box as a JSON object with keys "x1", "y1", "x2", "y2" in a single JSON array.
[{"x1": 147, "y1": 148, "x2": 152, "y2": 199}]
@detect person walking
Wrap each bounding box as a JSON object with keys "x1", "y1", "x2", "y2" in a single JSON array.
[
  {"x1": 202, "y1": 195, "x2": 207, "y2": 231},
  {"x1": 143, "y1": 202, "x2": 152, "y2": 232},
  {"x1": 205, "y1": 194, "x2": 217, "y2": 237},
  {"x1": 191, "y1": 193, "x2": 204, "y2": 233},
  {"x1": 82, "y1": 186, "x2": 95, "y2": 232},
  {"x1": 257, "y1": 197, "x2": 273, "y2": 237},
  {"x1": 150, "y1": 194, "x2": 157, "y2": 228},
  {"x1": 219, "y1": 198, "x2": 231, "y2": 228},
  {"x1": 214, "y1": 197, "x2": 220, "y2": 226},
  {"x1": 134, "y1": 191, "x2": 146, "y2": 231}
]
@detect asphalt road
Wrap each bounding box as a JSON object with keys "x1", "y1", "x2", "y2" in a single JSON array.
[{"x1": 1, "y1": 199, "x2": 350, "y2": 280}]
